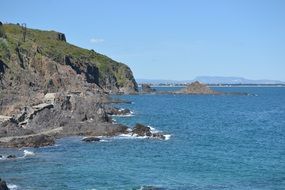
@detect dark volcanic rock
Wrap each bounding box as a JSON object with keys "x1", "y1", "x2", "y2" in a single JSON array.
[
  {"x1": 141, "y1": 84, "x2": 156, "y2": 93},
  {"x1": 0, "y1": 178, "x2": 9, "y2": 190},
  {"x1": 7, "y1": 155, "x2": 16, "y2": 159},
  {"x1": 4, "y1": 135, "x2": 55, "y2": 148},
  {"x1": 132, "y1": 123, "x2": 152, "y2": 137},
  {"x1": 152, "y1": 133, "x2": 166, "y2": 140},
  {"x1": 82, "y1": 137, "x2": 101, "y2": 142},
  {"x1": 138, "y1": 186, "x2": 166, "y2": 190},
  {"x1": 131, "y1": 123, "x2": 167, "y2": 140},
  {"x1": 176, "y1": 81, "x2": 220, "y2": 94}
]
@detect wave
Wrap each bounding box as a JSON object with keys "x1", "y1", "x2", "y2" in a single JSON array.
[
  {"x1": 149, "y1": 125, "x2": 161, "y2": 133},
  {"x1": 111, "y1": 111, "x2": 134, "y2": 117},
  {"x1": 23, "y1": 150, "x2": 35, "y2": 157},
  {"x1": 134, "y1": 185, "x2": 166, "y2": 190},
  {"x1": 149, "y1": 126, "x2": 171, "y2": 141},
  {"x1": 164, "y1": 134, "x2": 171, "y2": 141},
  {"x1": 115, "y1": 133, "x2": 149, "y2": 139},
  {"x1": 7, "y1": 184, "x2": 18, "y2": 190},
  {"x1": 0, "y1": 150, "x2": 35, "y2": 161}
]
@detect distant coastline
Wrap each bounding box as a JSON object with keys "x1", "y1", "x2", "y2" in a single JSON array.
[
  {"x1": 139, "y1": 83, "x2": 285, "y2": 88},
  {"x1": 137, "y1": 76, "x2": 285, "y2": 87}
]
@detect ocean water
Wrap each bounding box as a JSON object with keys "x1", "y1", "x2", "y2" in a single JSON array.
[{"x1": 1, "y1": 87, "x2": 285, "y2": 190}]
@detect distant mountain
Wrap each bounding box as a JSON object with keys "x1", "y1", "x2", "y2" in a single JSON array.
[
  {"x1": 137, "y1": 76, "x2": 285, "y2": 85},
  {"x1": 194, "y1": 76, "x2": 285, "y2": 84}
]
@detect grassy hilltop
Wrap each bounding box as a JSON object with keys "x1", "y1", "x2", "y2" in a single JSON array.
[{"x1": 0, "y1": 23, "x2": 137, "y2": 94}]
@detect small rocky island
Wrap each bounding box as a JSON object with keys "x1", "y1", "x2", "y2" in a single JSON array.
[
  {"x1": 141, "y1": 84, "x2": 156, "y2": 93},
  {"x1": 175, "y1": 81, "x2": 221, "y2": 94}
]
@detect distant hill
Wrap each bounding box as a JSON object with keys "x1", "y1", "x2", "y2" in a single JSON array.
[
  {"x1": 194, "y1": 76, "x2": 285, "y2": 84},
  {"x1": 137, "y1": 76, "x2": 285, "y2": 85},
  {"x1": 0, "y1": 23, "x2": 138, "y2": 94}
]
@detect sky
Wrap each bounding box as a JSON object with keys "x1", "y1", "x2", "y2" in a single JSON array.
[{"x1": 1, "y1": 0, "x2": 285, "y2": 81}]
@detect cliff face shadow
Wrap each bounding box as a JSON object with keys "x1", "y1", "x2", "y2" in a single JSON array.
[{"x1": 0, "y1": 60, "x2": 8, "y2": 74}]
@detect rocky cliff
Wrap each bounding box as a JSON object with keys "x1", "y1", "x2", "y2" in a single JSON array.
[
  {"x1": 0, "y1": 23, "x2": 166, "y2": 148},
  {"x1": 0, "y1": 23, "x2": 137, "y2": 93}
]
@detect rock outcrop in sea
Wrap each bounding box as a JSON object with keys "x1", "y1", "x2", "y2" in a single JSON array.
[
  {"x1": 141, "y1": 84, "x2": 156, "y2": 93},
  {"x1": 131, "y1": 123, "x2": 167, "y2": 140},
  {"x1": 0, "y1": 179, "x2": 9, "y2": 190},
  {"x1": 175, "y1": 81, "x2": 221, "y2": 94}
]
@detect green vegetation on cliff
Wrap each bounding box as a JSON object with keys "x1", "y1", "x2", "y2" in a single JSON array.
[{"x1": 0, "y1": 23, "x2": 137, "y2": 93}]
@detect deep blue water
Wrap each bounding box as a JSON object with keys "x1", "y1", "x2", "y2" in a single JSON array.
[{"x1": 1, "y1": 87, "x2": 285, "y2": 190}]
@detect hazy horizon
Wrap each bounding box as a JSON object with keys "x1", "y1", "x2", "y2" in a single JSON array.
[
  {"x1": 2, "y1": 0, "x2": 285, "y2": 81},
  {"x1": 136, "y1": 75, "x2": 285, "y2": 82}
]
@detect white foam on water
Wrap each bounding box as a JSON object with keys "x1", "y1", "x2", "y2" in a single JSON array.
[
  {"x1": 164, "y1": 134, "x2": 171, "y2": 141},
  {"x1": 115, "y1": 133, "x2": 148, "y2": 139},
  {"x1": 112, "y1": 113, "x2": 134, "y2": 117},
  {"x1": 7, "y1": 184, "x2": 18, "y2": 190},
  {"x1": 23, "y1": 150, "x2": 35, "y2": 157},
  {"x1": 148, "y1": 125, "x2": 171, "y2": 140},
  {"x1": 148, "y1": 125, "x2": 161, "y2": 133}
]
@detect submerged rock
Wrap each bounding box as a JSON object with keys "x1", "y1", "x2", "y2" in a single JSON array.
[
  {"x1": 134, "y1": 186, "x2": 166, "y2": 190},
  {"x1": 0, "y1": 178, "x2": 9, "y2": 190},
  {"x1": 82, "y1": 137, "x2": 101, "y2": 142},
  {"x1": 7, "y1": 155, "x2": 16, "y2": 159}
]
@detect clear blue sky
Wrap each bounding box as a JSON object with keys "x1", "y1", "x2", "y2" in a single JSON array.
[{"x1": 1, "y1": 0, "x2": 285, "y2": 80}]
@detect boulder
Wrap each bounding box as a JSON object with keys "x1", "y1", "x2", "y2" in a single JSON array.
[
  {"x1": 152, "y1": 133, "x2": 166, "y2": 140},
  {"x1": 131, "y1": 123, "x2": 167, "y2": 140},
  {"x1": 57, "y1": 32, "x2": 66, "y2": 42},
  {"x1": 44, "y1": 93, "x2": 56, "y2": 104},
  {"x1": 82, "y1": 137, "x2": 101, "y2": 142},
  {"x1": 0, "y1": 115, "x2": 12, "y2": 123},
  {"x1": 7, "y1": 155, "x2": 16, "y2": 159},
  {"x1": 132, "y1": 123, "x2": 152, "y2": 137},
  {"x1": 0, "y1": 178, "x2": 9, "y2": 190}
]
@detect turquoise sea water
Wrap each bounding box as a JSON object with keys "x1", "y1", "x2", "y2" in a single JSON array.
[{"x1": 1, "y1": 87, "x2": 285, "y2": 190}]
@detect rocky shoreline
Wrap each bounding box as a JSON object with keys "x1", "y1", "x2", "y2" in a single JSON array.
[{"x1": 0, "y1": 91, "x2": 168, "y2": 148}]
